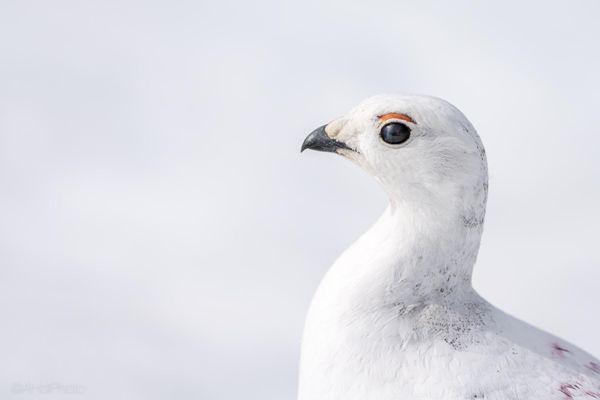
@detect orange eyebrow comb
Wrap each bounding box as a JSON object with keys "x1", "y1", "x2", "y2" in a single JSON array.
[{"x1": 378, "y1": 113, "x2": 416, "y2": 124}]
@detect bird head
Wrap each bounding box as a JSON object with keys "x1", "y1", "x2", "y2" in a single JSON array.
[{"x1": 302, "y1": 94, "x2": 488, "y2": 226}]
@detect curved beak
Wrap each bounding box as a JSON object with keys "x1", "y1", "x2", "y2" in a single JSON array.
[{"x1": 301, "y1": 125, "x2": 351, "y2": 153}]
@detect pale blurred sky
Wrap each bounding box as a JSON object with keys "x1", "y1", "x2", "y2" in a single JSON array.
[{"x1": 1, "y1": 1, "x2": 599, "y2": 399}]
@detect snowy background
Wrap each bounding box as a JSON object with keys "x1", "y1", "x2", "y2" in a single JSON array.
[{"x1": 1, "y1": 1, "x2": 599, "y2": 399}]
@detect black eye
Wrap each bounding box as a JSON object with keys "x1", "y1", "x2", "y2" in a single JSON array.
[{"x1": 380, "y1": 122, "x2": 411, "y2": 145}]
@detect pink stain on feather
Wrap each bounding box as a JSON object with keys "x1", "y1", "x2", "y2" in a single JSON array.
[
  {"x1": 560, "y1": 383, "x2": 578, "y2": 399},
  {"x1": 558, "y1": 382, "x2": 600, "y2": 399}
]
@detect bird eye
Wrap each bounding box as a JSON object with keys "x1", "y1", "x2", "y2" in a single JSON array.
[{"x1": 380, "y1": 122, "x2": 411, "y2": 145}]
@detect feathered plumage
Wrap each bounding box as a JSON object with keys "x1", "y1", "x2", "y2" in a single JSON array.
[{"x1": 299, "y1": 94, "x2": 599, "y2": 400}]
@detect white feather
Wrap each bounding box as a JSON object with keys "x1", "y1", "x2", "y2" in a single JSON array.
[{"x1": 299, "y1": 94, "x2": 600, "y2": 400}]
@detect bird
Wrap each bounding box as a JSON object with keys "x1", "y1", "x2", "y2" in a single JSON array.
[{"x1": 298, "y1": 94, "x2": 600, "y2": 400}]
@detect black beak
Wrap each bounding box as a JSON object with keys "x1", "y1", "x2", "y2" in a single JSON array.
[{"x1": 301, "y1": 125, "x2": 351, "y2": 153}]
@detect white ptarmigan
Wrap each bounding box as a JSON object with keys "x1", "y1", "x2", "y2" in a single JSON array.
[{"x1": 299, "y1": 94, "x2": 600, "y2": 400}]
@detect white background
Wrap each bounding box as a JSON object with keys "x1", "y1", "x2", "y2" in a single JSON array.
[{"x1": 1, "y1": 1, "x2": 599, "y2": 399}]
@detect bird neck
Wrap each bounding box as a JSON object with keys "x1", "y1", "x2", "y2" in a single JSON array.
[
  {"x1": 385, "y1": 199, "x2": 483, "y2": 295},
  {"x1": 321, "y1": 198, "x2": 485, "y2": 313},
  {"x1": 375, "y1": 172, "x2": 488, "y2": 301}
]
